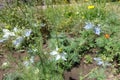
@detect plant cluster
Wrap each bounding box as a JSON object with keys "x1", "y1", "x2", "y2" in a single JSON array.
[{"x1": 0, "y1": 0, "x2": 120, "y2": 80}]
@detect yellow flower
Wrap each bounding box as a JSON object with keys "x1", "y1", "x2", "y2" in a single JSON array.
[
  {"x1": 88, "y1": 5, "x2": 95, "y2": 9},
  {"x1": 85, "y1": 0, "x2": 89, "y2": 2}
]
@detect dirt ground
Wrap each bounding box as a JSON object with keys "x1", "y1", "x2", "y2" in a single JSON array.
[
  {"x1": 0, "y1": 44, "x2": 27, "y2": 80},
  {"x1": 63, "y1": 54, "x2": 120, "y2": 80},
  {"x1": 0, "y1": 44, "x2": 120, "y2": 80}
]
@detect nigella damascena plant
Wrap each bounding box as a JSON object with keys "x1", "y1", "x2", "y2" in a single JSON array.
[
  {"x1": 50, "y1": 46, "x2": 67, "y2": 61},
  {"x1": 93, "y1": 57, "x2": 111, "y2": 66},
  {"x1": 23, "y1": 56, "x2": 34, "y2": 67},
  {"x1": 94, "y1": 27, "x2": 101, "y2": 35},
  {"x1": 0, "y1": 39, "x2": 6, "y2": 43},
  {"x1": 12, "y1": 36, "x2": 24, "y2": 48},
  {"x1": 40, "y1": 23, "x2": 46, "y2": 27},
  {"x1": 0, "y1": 29, "x2": 15, "y2": 43},
  {"x1": 13, "y1": 27, "x2": 18, "y2": 32},
  {"x1": 2, "y1": 29, "x2": 15, "y2": 39},
  {"x1": 84, "y1": 22, "x2": 101, "y2": 35},
  {"x1": 84, "y1": 22, "x2": 94, "y2": 30},
  {"x1": 24, "y1": 29, "x2": 32, "y2": 37}
]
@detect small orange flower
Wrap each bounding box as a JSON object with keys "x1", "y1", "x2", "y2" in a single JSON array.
[{"x1": 104, "y1": 34, "x2": 110, "y2": 39}]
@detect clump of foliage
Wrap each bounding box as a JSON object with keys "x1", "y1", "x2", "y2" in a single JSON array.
[{"x1": 0, "y1": 0, "x2": 120, "y2": 80}]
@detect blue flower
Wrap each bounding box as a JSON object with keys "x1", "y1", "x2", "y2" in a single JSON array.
[
  {"x1": 97, "y1": 61, "x2": 104, "y2": 65},
  {"x1": 94, "y1": 57, "x2": 104, "y2": 66},
  {"x1": 94, "y1": 57, "x2": 111, "y2": 66},
  {"x1": 94, "y1": 27, "x2": 100, "y2": 35},
  {"x1": 24, "y1": 29, "x2": 32, "y2": 37},
  {"x1": 0, "y1": 39, "x2": 6, "y2": 43},
  {"x1": 93, "y1": 57, "x2": 102, "y2": 61},
  {"x1": 84, "y1": 22, "x2": 94, "y2": 30},
  {"x1": 13, "y1": 36, "x2": 24, "y2": 48},
  {"x1": 23, "y1": 61, "x2": 30, "y2": 67}
]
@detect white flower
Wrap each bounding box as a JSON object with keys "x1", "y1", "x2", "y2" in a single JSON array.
[
  {"x1": 94, "y1": 57, "x2": 111, "y2": 66},
  {"x1": 3, "y1": 29, "x2": 15, "y2": 39},
  {"x1": 24, "y1": 29, "x2": 32, "y2": 37},
  {"x1": 0, "y1": 39, "x2": 6, "y2": 43},
  {"x1": 12, "y1": 36, "x2": 24, "y2": 48},
  {"x1": 33, "y1": 23, "x2": 38, "y2": 27},
  {"x1": 13, "y1": 27, "x2": 18, "y2": 32},
  {"x1": 2, "y1": 62, "x2": 9, "y2": 68},
  {"x1": 84, "y1": 22, "x2": 94, "y2": 30},
  {"x1": 94, "y1": 57, "x2": 104, "y2": 66},
  {"x1": 23, "y1": 56, "x2": 34, "y2": 67},
  {"x1": 50, "y1": 50, "x2": 58, "y2": 55},
  {"x1": 30, "y1": 56, "x2": 34, "y2": 63},
  {"x1": 55, "y1": 54, "x2": 61, "y2": 60},
  {"x1": 2, "y1": 62, "x2": 8, "y2": 66},
  {"x1": 55, "y1": 52, "x2": 67, "y2": 61},
  {"x1": 93, "y1": 57, "x2": 102, "y2": 61},
  {"x1": 97, "y1": 61, "x2": 104, "y2": 65},
  {"x1": 94, "y1": 27, "x2": 100, "y2": 35},
  {"x1": 50, "y1": 47, "x2": 67, "y2": 61},
  {"x1": 23, "y1": 61, "x2": 30, "y2": 67},
  {"x1": 40, "y1": 23, "x2": 46, "y2": 27},
  {"x1": 50, "y1": 47, "x2": 59, "y2": 55},
  {"x1": 28, "y1": 48, "x2": 38, "y2": 53}
]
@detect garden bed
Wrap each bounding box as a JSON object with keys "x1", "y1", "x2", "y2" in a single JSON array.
[{"x1": 0, "y1": 0, "x2": 120, "y2": 80}]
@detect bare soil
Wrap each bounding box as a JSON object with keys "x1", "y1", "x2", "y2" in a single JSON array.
[{"x1": 63, "y1": 53, "x2": 120, "y2": 80}]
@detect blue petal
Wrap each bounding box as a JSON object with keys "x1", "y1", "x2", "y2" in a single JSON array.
[
  {"x1": 24, "y1": 29, "x2": 32, "y2": 37},
  {"x1": 97, "y1": 61, "x2": 104, "y2": 65},
  {"x1": 93, "y1": 57, "x2": 102, "y2": 62},
  {"x1": 13, "y1": 36, "x2": 24, "y2": 48},
  {"x1": 84, "y1": 22, "x2": 93, "y2": 30},
  {"x1": 0, "y1": 39, "x2": 6, "y2": 43},
  {"x1": 94, "y1": 27, "x2": 100, "y2": 35}
]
